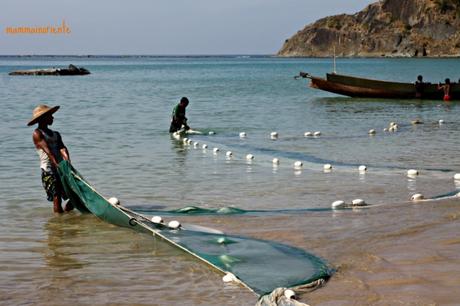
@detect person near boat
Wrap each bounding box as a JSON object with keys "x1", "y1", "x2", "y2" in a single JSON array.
[
  {"x1": 415, "y1": 75, "x2": 425, "y2": 99},
  {"x1": 438, "y1": 78, "x2": 451, "y2": 101},
  {"x1": 28, "y1": 104, "x2": 73, "y2": 213},
  {"x1": 169, "y1": 97, "x2": 190, "y2": 133}
]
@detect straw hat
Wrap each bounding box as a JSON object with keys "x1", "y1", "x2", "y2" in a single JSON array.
[{"x1": 27, "y1": 104, "x2": 60, "y2": 126}]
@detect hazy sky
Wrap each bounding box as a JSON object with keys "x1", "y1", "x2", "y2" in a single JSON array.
[{"x1": 1, "y1": 0, "x2": 375, "y2": 55}]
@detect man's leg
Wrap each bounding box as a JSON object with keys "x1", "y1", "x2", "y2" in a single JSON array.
[{"x1": 53, "y1": 195, "x2": 64, "y2": 213}]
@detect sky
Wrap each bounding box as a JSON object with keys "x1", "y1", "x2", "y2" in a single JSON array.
[{"x1": 1, "y1": 0, "x2": 375, "y2": 55}]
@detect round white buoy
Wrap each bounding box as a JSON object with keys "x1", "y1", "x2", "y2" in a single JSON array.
[
  {"x1": 313, "y1": 131, "x2": 321, "y2": 137},
  {"x1": 304, "y1": 132, "x2": 313, "y2": 137},
  {"x1": 246, "y1": 154, "x2": 254, "y2": 160},
  {"x1": 294, "y1": 161, "x2": 303, "y2": 169},
  {"x1": 323, "y1": 164, "x2": 332, "y2": 170},
  {"x1": 389, "y1": 122, "x2": 396, "y2": 127},
  {"x1": 454, "y1": 173, "x2": 460, "y2": 180},
  {"x1": 108, "y1": 197, "x2": 120, "y2": 205},
  {"x1": 168, "y1": 220, "x2": 181, "y2": 230},
  {"x1": 331, "y1": 200, "x2": 346, "y2": 209},
  {"x1": 407, "y1": 169, "x2": 419, "y2": 177},
  {"x1": 226, "y1": 151, "x2": 233, "y2": 157},
  {"x1": 368, "y1": 129, "x2": 376, "y2": 135},
  {"x1": 270, "y1": 132, "x2": 278, "y2": 139},
  {"x1": 383, "y1": 128, "x2": 388, "y2": 132},
  {"x1": 272, "y1": 158, "x2": 280, "y2": 165},
  {"x1": 193, "y1": 142, "x2": 199, "y2": 148},
  {"x1": 222, "y1": 272, "x2": 238, "y2": 283},
  {"x1": 151, "y1": 216, "x2": 164, "y2": 224},
  {"x1": 358, "y1": 165, "x2": 367, "y2": 172},
  {"x1": 351, "y1": 199, "x2": 366, "y2": 206},
  {"x1": 182, "y1": 137, "x2": 188, "y2": 144},
  {"x1": 208, "y1": 131, "x2": 215, "y2": 135},
  {"x1": 239, "y1": 132, "x2": 247, "y2": 138},
  {"x1": 187, "y1": 139, "x2": 193, "y2": 145},
  {"x1": 439, "y1": 119, "x2": 445, "y2": 124},
  {"x1": 284, "y1": 289, "x2": 296, "y2": 300},
  {"x1": 213, "y1": 147, "x2": 220, "y2": 153},
  {"x1": 202, "y1": 144, "x2": 208, "y2": 149},
  {"x1": 411, "y1": 193, "x2": 424, "y2": 201}
]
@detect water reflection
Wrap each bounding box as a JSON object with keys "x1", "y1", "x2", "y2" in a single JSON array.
[{"x1": 44, "y1": 214, "x2": 85, "y2": 271}]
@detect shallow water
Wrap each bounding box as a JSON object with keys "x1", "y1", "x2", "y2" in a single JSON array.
[{"x1": 1, "y1": 56, "x2": 460, "y2": 305}]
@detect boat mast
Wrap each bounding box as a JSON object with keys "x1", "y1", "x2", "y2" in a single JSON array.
[{"x1": 333, "y1": 46, "x2": 337, "y2": 74}]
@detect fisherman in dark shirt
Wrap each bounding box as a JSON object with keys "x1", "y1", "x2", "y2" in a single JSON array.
[
  {"x1": 415, "y1": 75, "x2": 425, "y2": 99},
  {"x1": 169, "y1": 97, "x2": 190, "y2": 133}
]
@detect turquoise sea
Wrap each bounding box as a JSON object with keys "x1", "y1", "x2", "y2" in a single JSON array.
[{"x1": 1, "y1": 56, "x2": 460, "y2": 305}]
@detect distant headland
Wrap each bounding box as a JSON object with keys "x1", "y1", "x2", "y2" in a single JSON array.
[{"x1": 278, "y1": 0, "x2": 460, "y2": 57}]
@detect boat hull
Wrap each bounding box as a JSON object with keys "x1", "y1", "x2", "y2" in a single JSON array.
[{"x1": 306, "y1": 73, "x2": 459, "y2": 100}]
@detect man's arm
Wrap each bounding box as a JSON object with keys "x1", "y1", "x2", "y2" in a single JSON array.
[
  {"x1": 56, "y1": 132, "x2": 70, "y2": 162},
  {"x1": 33, "y1": 129, "x2": 60, "y2": 167}
]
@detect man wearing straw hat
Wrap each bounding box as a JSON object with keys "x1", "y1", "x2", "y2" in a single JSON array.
[{"x1": 28, "y1": 104, "x2": 73, "y2": 213}]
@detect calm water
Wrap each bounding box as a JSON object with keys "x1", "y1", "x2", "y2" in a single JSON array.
[{"x1": 1, "y1": 56, "x2": 460, "y2": 305}]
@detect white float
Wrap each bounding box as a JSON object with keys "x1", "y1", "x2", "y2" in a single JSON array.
[
  {"x1": 239, "y1": 132, "x2": 247, "y2": 138},
  {"x1": 323, "y1": 164, "x2": 332, "y2": 170},
  {"x1": 226, "y1": 151, "x2": 233, "y2": 157},
  {"x1": 294, "y1": 161, "x2": 303, "y2": 169},
  {"x1": 439, "y1": 119, "x2": 445, "y2": 124},
  {"x1": 358, "y1": 165, "x2": 367, "y2": 172},
  {"x1": 187, "y1": 139, "x2": 193, "y2": 145},
  {"x1": 407, "y1": 169, "x2": 419, "y2": 177},
  {"x1": 108, "y1": 197, "x2": 120, "y2": 205},
  {"x1": 272, "y1": 158, "x2": 280, "y2": 165},
  {"x1": 222, "y1": 272, "x2": 238, "y2": 283},
  {"x1": 351, "y1": 199, "x2": 366, "y2": 206},
  {"x1": 246, "y1": 154, "x2": 254, "y2": 160},
  {"x1": 304, "y1": 132, "x2": 313, "y2": 137},
  {"x1": 368, "y1": 129, "x2": 376, "y2": 135},
  {"x1": 284, "y1": 289, "x2": 296, "y2": 300},
  {"x1": 383, "y1": 128, "x2": 388, "y2": 132},
  {"x1": 331, "y1": 200, "x2": 346, "y2": 209},
  {"x1": 168, "y1": 220, "x2": 181, "y2": 230},
  {"x1": 213, "y1": 147, "x2": 220, "y2": 153},
  {"x1": 193, "y1": 142, "x2": 199, "y2": 148},
  {"x1": 151, "y1": 216, "x2": 164, "y2": 224},
  {"x1": 208, "y1": 131, "x2": 215, "y2": 135},
  {"x1": 313, "y1": 131, "x2": 321, "y2": 136},
  {"x1": 454, "y1": 173, "x2": 460, "y2": 180},
  {"x1": 270, "y1": 132, "x2": 278, "y2": 139},
  {"x1": 202, "y1": 144, "x2": 208, "y2": 149},
  {"x1": 411, "y1": 193, "x2": 424, "y2": 201}
]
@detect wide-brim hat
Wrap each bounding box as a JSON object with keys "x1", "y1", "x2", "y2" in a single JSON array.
[{"x1": 27, "y1": 104, "x2": 60, "y2": 126}]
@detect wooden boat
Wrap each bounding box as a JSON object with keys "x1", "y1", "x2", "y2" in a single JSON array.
[
  {"x1": 9, "y1": 64, "x2": 90, "y2": 76},
  {"x1": 297, "y1": 72, "x2": 459, "y2": 100}
]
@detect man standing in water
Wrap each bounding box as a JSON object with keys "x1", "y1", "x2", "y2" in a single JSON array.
[
  {"x1": 169, "y1": 97, "x2": 190, "y2": 133},
  {"x1": 28, "y1": 104, "x2": 73, "y2": 213}
]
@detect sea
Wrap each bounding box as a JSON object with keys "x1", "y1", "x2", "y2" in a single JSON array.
[{"x1": 1, "y1": 56, "x2": 460, "y2": 305}]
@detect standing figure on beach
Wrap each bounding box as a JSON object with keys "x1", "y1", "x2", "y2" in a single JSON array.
[
  {"x1": 438, "y1": 78, "x2": 451, "y2": 101},
  {"x1": 28, "y1": 104, "x2": 73, "y2": 213},
  {"x1": 169, "y1": 97, "x2": 190, "y2": 133},
  {"x1": 415, "y1": 75, "x2": 425, "y2": 99}
]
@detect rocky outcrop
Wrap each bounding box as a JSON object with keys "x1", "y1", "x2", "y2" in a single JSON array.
[{"x1": 278, "y1": 0, "x2": 460, "y2": 57}]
